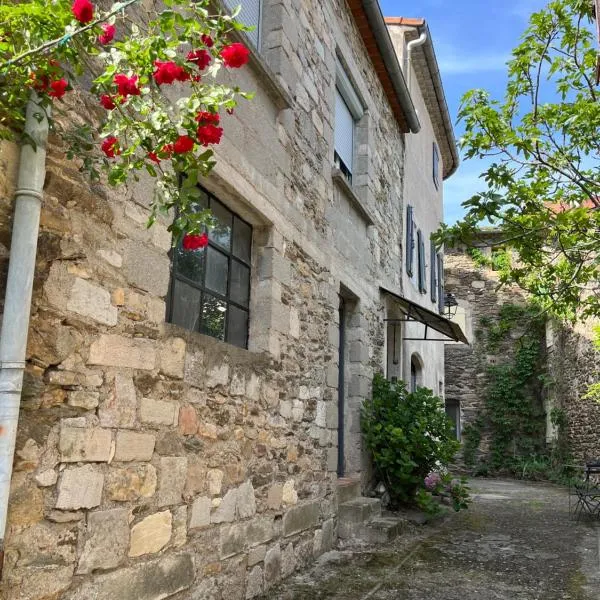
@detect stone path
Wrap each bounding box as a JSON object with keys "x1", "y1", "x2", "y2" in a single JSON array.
[{"x1": 263, "y1": 479, "x2": 600, "y2": 599}]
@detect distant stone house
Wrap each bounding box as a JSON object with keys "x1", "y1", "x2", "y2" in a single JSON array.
[
  {"x1": 0, "y1": 2, "x2": 460, "y2": 599},
  {"x1": 444, "y1": 238, "x2": 600, "y2": 463}
]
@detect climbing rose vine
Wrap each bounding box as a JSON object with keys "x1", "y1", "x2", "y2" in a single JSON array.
[{"x1": 0, "y1": 0, "x2": 253, "y2": 240}]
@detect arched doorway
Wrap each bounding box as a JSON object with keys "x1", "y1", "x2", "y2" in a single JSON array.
[{"x1": 410, "y1": 353, "x2": 423, "y2": 393}]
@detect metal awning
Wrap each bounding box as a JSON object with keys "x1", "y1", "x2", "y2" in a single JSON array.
[{"x1": 381, "y1": 287, "x2": 469, "y2": 344}]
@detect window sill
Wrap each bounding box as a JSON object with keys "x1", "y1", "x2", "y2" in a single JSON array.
[
  {"x1": 331, "y1": 167, "x2": 375, "y2": 226},
  {"x1": 229, "y1": 29, "x2": 294, "y2": 111}
]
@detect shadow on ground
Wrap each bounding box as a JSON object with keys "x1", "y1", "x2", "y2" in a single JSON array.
[{"x1": 263, "y1": 479, "x2": 600, "y2": 600}]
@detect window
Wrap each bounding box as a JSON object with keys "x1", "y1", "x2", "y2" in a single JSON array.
[
  {"x1": 437, "y1": 253, "x2": 444, "y2": 314},
  {"x1": 430, "y1": 238, "x2": 437, "y2": 304},
  {"x1": 406, "y1": 205, "x2": 415, "y2": 277},
  {"x1": 445, "y1": 399, "x2": 461, "y2": 440},
  {"x1": 334, "y1": 59, "x2": 363, "y2": 184},
  {"x1": 410, "y1": 353, "x2": 423, "y2": 393},
  {"x1": 432, "y1": 142, "x2": 440, "y2": 189},
  {"x1": 417, "y1": 229, "x2": 426, "y2": 294},
  {"x1": 167, "y1": 187, "x2": 252, "y2": 349},
  {"x1": 223, "y1": 0, "x2": 262, "y2": 49}
]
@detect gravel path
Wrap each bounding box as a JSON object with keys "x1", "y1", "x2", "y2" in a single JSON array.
[{"x1": 263, "y1": 479, "x2": 600, "y2": 599}]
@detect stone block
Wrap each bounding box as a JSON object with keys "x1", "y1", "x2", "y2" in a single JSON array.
[
  {"x1": 10, "y1": 565, "x2": 74, "y2": 600},
  {"x1": 349, "y1": 340, "x2": 368, "y2": 364},
  {"x1": 77, "y1": 508, "x2": 129, "y2": 574},
  {"x1": 67, "y1": 390, "x2": 99, "y2": 410},
  {"x1": 315, "y1": 401, "x2": 327, "y2": 427},
  {"x1": 129, "y1": 510, "x2": 172, "y2": 557},
  {"x1": 99, "y1": 373, "x2": 137, "y2": 429},
  {"x1": 207, "y1": 469, "x2": 223, "y2": 496},
  {"x1": 159, "y1": 337, "x2": 186, "y2": 379},
  {"x1": 183, "y1": 349, "x2": 204, "y2": 387},
  {"x1": 289, "y1": 307, "x2": 300, "y2": 338},
  {"x1": 327, "y1": 448, "x2": 338, "y2": 472},
  {"x1": 105, "y1": 464, "x2": 157, "y2": 501},
  {"x1": 283, "y1": 501, "x2": 320, "y2": 537},
  {"x1": 206, "y1": 363, "x2": 230, "y2": 388},
  {"x1": 67, "y1": 277, "x2": 118, "y2": 326},
  {"x1": 237, "y1": 480, "x2": 256, "y2": 518},
  {"x1": 35, "y1": 469, "x2": 58, "y2": 487},
  {"x1": 157, "y1": 456, "x2": 187, "y2": 506},
  {"x1": 67, "y1": 554, "x2": 194, "y2": 600},
  {"x1": 258, "y1": 247, "x2": 291, "y2": 286},
  {"x1": 122, "y1": 240, "x2": 171, "y2": 296},
  {"x1": 114, "y1": 431, "x2": 155, "y2": 462},
  {"x1": 56, "y1": 465, "x2": 104, "y2": 510},
  {"x1": 211, "y1": 488, "x2": 237, "y2": 524},
  {"x1": 219, "y1": 522, "x2": 246, "y2": 559},
  {"x1": 322, "y1": 518, "x2": 334, "y2": 552},
  {"x1": 59, "y1": 427, "x2": 112, "y2": 463},
  {"x1": 245, "y1": 515, "x2": 274, "y2": 547},
  {"x1": 245, "y1": 565, "x2": 264, "y2": 599},
  {"x1": 88, "y1": 334, "x2": 156, "y2": 370},
  {"x1": 97, "y1": 248, "x2": 123, "y2": 267},
  {"x1": 264, "y1": 544, "x2": 281, "y2": 588},
  {"x1": 190, "y1": 496, "x2": 211, "y2": 530},
  {"x1": 282, "y1": 480, "x2": 298, "y2": 505},
  {"x1": 281, "y1": 542, "x2": 296, "y2": 578},
  {"x1": 178, "y1": 405, "x2": 198, "y2": 435},
  {"x1": 172, "y1": 505, "x2": 187, "y2": 548},
  {"x1": 267, "y1": 483, "x2": 283, "y2": 510},
  {"x1": 248, "y1": 544, "x2": 266, "y2": 567},
  {"x1": 140, "y1": 397, "x2": 179, "y2": 426},
  {"x1": 326, "y1": 403, "x2": 338, "y2": 429}
]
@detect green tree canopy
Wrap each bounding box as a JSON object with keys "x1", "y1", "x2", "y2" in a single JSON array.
[{"x1": 438, "y1": 0, "x2": 600, "y2": 321}]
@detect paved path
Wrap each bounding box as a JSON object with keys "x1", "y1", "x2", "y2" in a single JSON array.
[{"x1": 265, "y1": 479, "x2": 600, "y2": 599}]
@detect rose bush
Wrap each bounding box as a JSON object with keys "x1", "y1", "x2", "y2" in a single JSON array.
[{"x1": 0, "y1": 0, "x2": 253, "y2": 241}]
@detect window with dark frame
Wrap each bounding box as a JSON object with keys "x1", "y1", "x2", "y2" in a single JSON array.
[
  {"x1": 437, "y1": 253, "x2": 444, "y2": 314},
  {"x1": 432, "y1": 142, "x2": 440, "y2": 189},
  {"x1": 406, "y1": 205, "x2": 415, "y2": 277},
  {"x1": 167, "y1": 187, "x2": 252, "y2": 349},
  {"x1": 417, "y1": 229, "x2": 426, "y2": 294},
  {"x1": 223, "y1": 0, "x2": 262, "y2": 49}
]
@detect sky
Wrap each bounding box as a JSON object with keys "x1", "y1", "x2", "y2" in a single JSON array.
[{"x1": 380, "y1": 0, "x2": 549, "y2": 224}]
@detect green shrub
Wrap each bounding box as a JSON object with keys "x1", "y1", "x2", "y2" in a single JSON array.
[{"x1": 361, "y1": 374, "x2": 460, "y2": 508}]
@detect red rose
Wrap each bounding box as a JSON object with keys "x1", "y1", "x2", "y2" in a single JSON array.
[
  {"x1": 172, "y1": 135, "x2": 195, "y2": 154},
  {"x1": 161, "y1": 144, "x2": 174, "y2": 157},
  {"x1": 100, "y1": 94, "x2": 116, "y2": 110},
  {"x1": 153, "y1": 60, "x2": 189, "y2": 85},
  {"x1": 148, "y1": 152, "x2": 161, "y2": 164},
  {"x1": 201, "y1": 34, "x2": 214, "y2": 48},
  {"x1": 186, "y1": 49, "x2": 211, "y2": 71},
  {"x1": 72, "y1": 0, "x2": 94, "y2": 24},
  {"x1": 30, "y1": 72, "x2": 49, "y2": 92},
  {"x1": 220, "y1": 43, "x2": 250, "y2": 68},
  {"x1": 98, "y1": 23, "x2": 115, "y2": 45},
  {"x1": 114, "y1": 73, "x2": 141, "y2": 97},
  {"x1": 195, "y1": 111, "x2": 220, "y2": 125},
  {"x1": 182, "y1": 233, "x2": 209, "y2": 251},
  {"x1": 101, "y1": 136, "x2": 120, "y2": 158},
  {"x1": 48, "y1": 78, "x2": 68, "y2": 99},
  {"x1": 196, "y1": 124, "x2": 223, "y2": 146}
]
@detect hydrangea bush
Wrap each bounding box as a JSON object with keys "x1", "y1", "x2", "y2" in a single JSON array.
[{"x1": 0, "y1": 0, "x2": 253, "y2": 243}]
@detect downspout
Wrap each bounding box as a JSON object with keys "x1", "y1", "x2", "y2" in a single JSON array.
[
  {"x1": 0, "y1": 93, "x2": 48, "y2": 578},
  {"x1": 361, "y1": 0, "x2": 421, "y2": 133},
  {"x1": 403, "y1": 32, "x2": 427, "y2": 95}
]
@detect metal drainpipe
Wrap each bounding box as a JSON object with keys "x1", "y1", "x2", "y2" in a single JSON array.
[
  {"x1": 403, "y1": 32, "x2": 428, "y2": 94},
  {"x1": 0, "y1": 93, "x2": 49, "y2": 578}
]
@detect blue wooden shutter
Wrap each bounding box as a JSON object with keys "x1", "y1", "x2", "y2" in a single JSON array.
[
  {"x1": 437, "y1": 253, "x2": 445, "y2": 314},
  {"x1": 224, "y1": 0, "x2": 262, "y2": 48},
  {"x1": 417, "y1": 230, "x2": 426, "y2": 294},
  {"x1": 406, "y1": 206, "x2": 414, "y2": 276},
  {"x1": 430, "y1": 238, "x2": 437, "y2": 303},
  {"x1": 335, "y1": 88, "x2": 354, "y2": 174}
]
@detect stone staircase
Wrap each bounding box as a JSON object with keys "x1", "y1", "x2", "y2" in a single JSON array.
[{"x1": 336, "y1": 479, "x2": 407, "y2": 544}]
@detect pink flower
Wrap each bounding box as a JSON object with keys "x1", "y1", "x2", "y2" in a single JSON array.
[
  {"x1": 100, "y1": 94, "x2": 116, "y2": 110},
  {"x1": 182, "y1": 232, "x2": 209, "y2": 251},
  {"x1": 48, "y1": 78, "x2": 68, "y2": 99},
  {"x1": 196, "y1": 124, "x2": 223, "y2": 146},
  {"x1": 114, "y1": 73, "x2": 141, "y2": 97},
  {"x1": 98, "y1": 23, "x2": 115, "y2": 45},
  {"x1": 220, "y1": 43, "x2": 250, "y2": 68},
  {"x1": 186, "y1": 49, "x2": 211, "y2": 71},
  {"x1": 424, "y1": 472, "x2": 442, "y2": 491},
  {"x1": 72, "y1": 0, "x2": 94, "y2": 24},
  {"x1": 153, "y1": 60, "x2": 190, "y2": 85},
  {"x1": 101, "y1": 136, "x2": 120, "y2": 158},
  {"x1": 172, "y1": 135, "x2": 195, "y2": 154}
]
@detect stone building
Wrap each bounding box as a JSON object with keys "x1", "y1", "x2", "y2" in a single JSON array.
[
  {"x1": 444, "y1": 238, "x2": 600, "y2": 464},
  {"x1": 0, "y1": 2, "x2": 461, "y2": 599}
]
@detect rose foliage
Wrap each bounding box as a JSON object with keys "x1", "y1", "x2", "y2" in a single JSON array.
[
  {"x1": 435, "y1": 0, "x2": 600, "y2": 321},
  {"x1": 0, "y1": 0, "x2": 253, "y2": 240}
]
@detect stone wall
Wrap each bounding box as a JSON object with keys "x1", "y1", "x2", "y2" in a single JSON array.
[{"x1": 0, "y1": 0, "x2": 439, "y2": 597}]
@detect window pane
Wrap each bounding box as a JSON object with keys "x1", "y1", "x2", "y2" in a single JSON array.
[
  {"x1": 334, "y1": 88, "x2": 354, "y2": 174},
  {"x1": 205, "y1": 246, "x2": 229, "y2": 296},
  {"x1": 170, "y1": 279, "x2": 201, "y2": 332},
  {"x1": 201, "y1": 293, "x2": 226, "y2": 340},
  {"x1": 192, "y1": 187, "x2": 209, "y2": 212},
  {"x1": 175, "y1": 244, "x2": 206, "y2": 284},
  {"x1": 227, "y1": 305, "x2": 249, "y2": 348},
  {"x1": 223, "y1": 0, "x2": 261, "y2": 48},
  {"x1": 230, "y1": 261, "x2": 250, "y2": 308},
  {"x1": 232, "y1": 217, "x2": 252, "y2": 263},
  {"x1": 210, "y1": 198, "x2": 233, "y2": 250}
]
